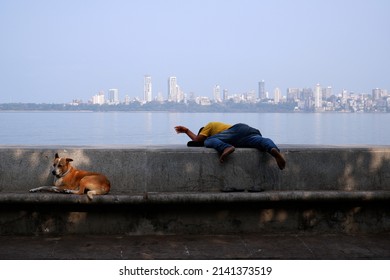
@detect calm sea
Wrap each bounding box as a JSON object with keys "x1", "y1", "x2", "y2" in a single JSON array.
[{"x1": 0, "y1": 111, "x2": 389, "y2": 146}]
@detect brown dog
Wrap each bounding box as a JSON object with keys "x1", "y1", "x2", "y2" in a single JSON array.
[{"x1": 30, "y1": 153, "x2": 111, "y2": 199}]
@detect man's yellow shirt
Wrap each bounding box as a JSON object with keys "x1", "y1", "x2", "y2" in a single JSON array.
[{"x1": 199, "y1": 122, "x2": 232, "y2": 137}]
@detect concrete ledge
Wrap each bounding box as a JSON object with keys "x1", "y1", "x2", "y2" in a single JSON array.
[
  {"x1": 1, "y1": 145, "x2": 390, "y2": 193},
  {"x1": 1, "y1": 191, "x2": 389, "y2": 236},
  {"x1": 1, "y1": 191, "x2": 390, "y2": 206},
  {"x1": 1, "y1": 146, "x2": 389, "y2": 236}
]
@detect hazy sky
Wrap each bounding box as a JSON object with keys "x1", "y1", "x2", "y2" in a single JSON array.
[{"x1": 0, "y1": 0, "x2": 389, "y2": 103}]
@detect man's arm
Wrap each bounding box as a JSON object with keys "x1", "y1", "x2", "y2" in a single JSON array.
[{"x1": 174, "y1": 126, "x2": 206, "y2": 142}]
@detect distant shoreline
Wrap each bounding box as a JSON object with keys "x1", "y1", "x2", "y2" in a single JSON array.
[
  {"x1": 1, "y1": 109, "x2": 388, "y2": 114},
  {"x1": 0, "y1": 102, "x2": 388, "y2": 113}
]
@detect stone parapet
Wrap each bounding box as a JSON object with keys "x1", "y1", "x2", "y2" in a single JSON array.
[{"x1": 0, "y1": 145, "x2": 389, "y2": 193}]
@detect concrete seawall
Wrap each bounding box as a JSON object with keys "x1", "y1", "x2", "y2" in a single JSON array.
[
  {"x1": 0, "y1": 145, "x2": 389, "y2": 236},
  {"x1": 1, "y1": 145, "x2": 389, "y2": 193}
]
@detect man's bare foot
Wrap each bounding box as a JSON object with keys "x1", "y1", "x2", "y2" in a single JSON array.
[
  {"x1": 270, "y1": 148, "x2": 286, "y2": 170},
  {"x1": 220, "y1": 146, "x2": 235, "y2": 163}
]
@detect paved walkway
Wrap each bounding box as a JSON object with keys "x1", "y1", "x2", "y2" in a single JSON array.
[{"x1": 0, "y1": 233, "x2": 389, "y2": 259}]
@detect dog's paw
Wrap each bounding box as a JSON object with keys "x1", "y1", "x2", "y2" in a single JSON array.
[
  {"x1": 87, "y1": 190, "x2": 97, "y2": 199},
  {"x1": 29, "y1": 187, "x2": 40, "y2": 193}
]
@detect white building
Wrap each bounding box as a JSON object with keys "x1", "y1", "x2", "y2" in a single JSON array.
[
  {"x1": 246, "y1": 90, "x2": 257, "y2": 103},
  {"x1": 274, "y1": 87, "x2": 281, "y2": 104},
  {"x1": 144, "y1": 75, "x2": 152, "y2": 102},
  {"x1": 176, "y1": 85, "x2": 184, "y2": 103},
  {"x1": 372, "y1": 88, "x2": 388, "y2": 100},
  {"x1": 167, "y1": 76, "x2": 184, "y2": 102},
  {"x1": 258, "y1": 80, "x2": 266, "y2": 100},
  {"x1": 196, "y1": 96, "x2": 211, "y2": 105},
  {"x1": 168, "y1": 76, "x2": 177, "y2": 102},
  {"x1": 124, "y1": 94, "x2": 131, "y2": 105},
  {"x1": 314, "y1": 84, "x2": 322, "y2": 108},
  {"x1": 322, "y1": 86, "x2": 333, "y2": 99},
  {"x1": 92, "y1": 91, "x2": 105, "y2": 105},
  {"x1": 223, "y1": 89, "x2": 229, "y2": 101},
  {"x1": 108, "y1": 89, "x2": 119, "y2": 104},
  {"x1": 213, "y1": 85, "x2": 222, "y2": 102}
]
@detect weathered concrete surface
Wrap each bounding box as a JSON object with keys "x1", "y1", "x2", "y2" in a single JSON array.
[
  {"x1": 0, "y1": 233, "x2": 389, "y2": 259},
  {"x1": 0, "y1": 145, "x2": 389, "y2": 236},
  {"x1": 0, "y1": 145, "x2": 390, "y2": 193},
  {"x1": 0, "y1": 192, "x2": 389, "y2": 235},
  {"x1": 1, "y1": 191, "x2": 390, "y2": 205}
]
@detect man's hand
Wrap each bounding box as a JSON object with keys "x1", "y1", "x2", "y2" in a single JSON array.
[
  {"x1": 174, "y1": 126, "x2": 188, "y2": 134},
  {"x1": 175, "y1": 125, "x2": 206, "y2": 142}
]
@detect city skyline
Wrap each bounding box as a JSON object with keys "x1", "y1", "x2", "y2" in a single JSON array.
[
  {"x1": 81, "y1": 75, "x2": 389, "y2": 113},
  {"x1": 1, "y1": 1, "x2": 389, "y2": 103},
  {"x1": 87, "y1": 74, "x2": 387, "y2": 103}
]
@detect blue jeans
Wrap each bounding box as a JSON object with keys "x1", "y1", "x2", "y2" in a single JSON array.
[{"x1": 204, "y1": 123, "x2": 279, "y2": 154}]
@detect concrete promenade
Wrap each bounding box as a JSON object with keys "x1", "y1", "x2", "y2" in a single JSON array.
[{"x1": 1, "y1": 233, "x2": 389, "y2": 259}]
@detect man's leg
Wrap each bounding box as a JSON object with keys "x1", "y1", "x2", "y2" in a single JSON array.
[
  {"x1": 204, "y1": 124, "x2": 259, "y2": 163},
  {"x1": 219, "y1": 146, "x2": 235, "y2": 163},
  {"x1": 204, "y1": 134, "x2": 235, "y2": 163},
  {"x1": 237, "y1": 134, "x2": 286, "y2": 170},
  {"x1": 270, "y1": 148, "x2": 286, "y2": 170}
]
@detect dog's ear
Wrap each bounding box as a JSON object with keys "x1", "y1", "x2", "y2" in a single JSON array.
[
  {"x1": 66, "y1": 158, "x2": 73, "y2": 163},
  {"x1": 55, "y1": 153, "x2": 59, "y2": 159}
]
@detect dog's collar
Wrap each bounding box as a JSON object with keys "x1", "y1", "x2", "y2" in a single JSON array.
[{"x1": 56, "y1": 166, "x2": 72, "y2": 178}]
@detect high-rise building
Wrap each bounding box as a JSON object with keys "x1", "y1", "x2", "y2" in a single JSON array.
[
  {"x1": 322, "y1": 86, "x2": 333, "y2": 99},
  {"x1": 176, "y1": 85, "x2": 184, "y2": 102},
  {"x1": 274, "y1": 88, "x2": 281, "y2": 104},
  {"x1": 341, "y1": 89, "x2": 349, "y2": 99},
  {"x1": 258, "y1": 80, "x2": 265, "y2": 100},
  {"x1": 108, "y1": 88, "x2": 119, "y2": 104},
  {"x1": 372, "y1": 88, "x2": 382, "y2": 100},
  {"x1": 168, "y1": 76, "x2": 177, "y2": 102},
  {"x1": 287, "y1": 88, "x2": 300, "y2": 101},
  {"x1": 314, "y1": 84, "x2": 322, "y2": 108},
  {"x1": 247, "y1": 90, "x2": 257, "y2": 103},
  {"x1": 223, "y1": 89, "x2": 229, "y2": 101},
  {"x1": 92, "y1": 91, "x2": 105, "y2": 105},
  {"x1": 213, "y1": 85, "x2": 221, "y2": 102},
  {"x1": 124, "y1": 94, "x2": 131, "y2": 105},
  {"x1": 144, "y1": 75, "x2": 152, "y2": 102}
]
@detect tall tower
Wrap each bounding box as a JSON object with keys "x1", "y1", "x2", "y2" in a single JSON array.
[
  {"x1": 372, "y1": 88, "x2": 381, "y2": 100},
  {"x1": 144, "y1": 75, "x2": 152, "y2": 102},
  {"x1": 323, "y1": 86, "x2": 333, "y2": 99},
  {"x1": 108, "y1": 88, "x2": 119, "y2": 104},
  {"x1": 168, "y1": 76, "x2": 177, "y2": 102},
  {"x1": 274, "y1": 87, "x2": 281, "y2": 104},
  {"x1": 258, "y1": 80, "x2": 265, "y2": 100},
  {"x1": 213, "y1": 85, "x2": 221, "y2": 102},
  {"x1": 223, "y1": 89, "x2": 229, "y2": 101},
  {"x1": 314, "y1": 83, "x2": 322, "y2": 108}
]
